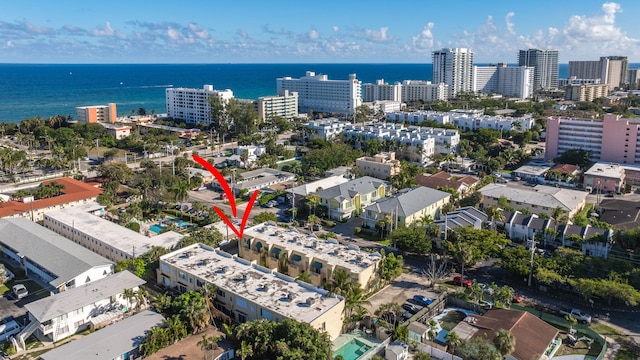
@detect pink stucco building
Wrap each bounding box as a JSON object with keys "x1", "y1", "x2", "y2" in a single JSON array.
[{"x1": 545, "y1": 114, "x2": 640, "y2": 165}]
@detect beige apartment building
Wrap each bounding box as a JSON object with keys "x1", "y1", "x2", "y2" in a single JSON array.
[
  {"x1": 240, "y1": 223, "x2": 381, "y2": 289},
  {"x1": 157, "y1": 244, "x2": 345, "y2": 340},
  {"x1": 564, "y1": 84, "x2": 609, "y2": 102},
  {"x1": 316, "y1": 176, "x2": 390, "y2": 220},
  {"x1": 76, "y1": 103, "x2": 117, "y2": 123},
  {"x1": 257, "y1": 90, "x2": 298, "y2": 121},
  {"x1": 356, "y1": 152, "x2": 401, "y2": 179}
]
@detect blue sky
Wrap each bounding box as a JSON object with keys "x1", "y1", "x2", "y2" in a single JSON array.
[{"x1": 1, "y1": 0, "x2": 639, "y2": 63}]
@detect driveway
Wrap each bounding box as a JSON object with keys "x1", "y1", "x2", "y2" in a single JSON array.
[{"x1": 365, "y1": 271, "x2": 439, "y2": 314}]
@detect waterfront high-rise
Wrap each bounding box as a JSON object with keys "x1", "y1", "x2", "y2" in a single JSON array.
[
  {"x1": 569, "y1": 56, "x2": 628, "y2": 90},
  {"x1": 276, "y1": 71, "x2": 361, "y2": 116},
  {"x1": 432, "y1": 48, "x2": 474, "y2": 98},
  {"x1": 518, "y1": 49, "x2": 559, "y2": 90},
  {"x1": 472, "y1": 63, "x2": 534, "y2": 99},
  {"x1": 166, "y1": 85, "x2": 234, "y2": 125}
]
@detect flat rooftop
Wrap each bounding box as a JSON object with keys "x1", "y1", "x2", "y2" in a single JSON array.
[
  {"x1": 44, "y1": 202, "x2": 183, "y2": 257},
  {"x1": 243, "y1": 223, "x2": 381, "y2": 273},
  {"x1": 160, "y1": 244, "x2": 343, "y2": 324},
  {"x1": 584, "y1": 162, "x2": 626, "y2": 178}
]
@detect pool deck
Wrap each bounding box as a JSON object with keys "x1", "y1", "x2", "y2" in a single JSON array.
[
  {"x1": 430, "y1": 308, "x2": 478, "y2": 344},
  {"x1": 332, "y1": 329, "x2": 383, "y2": 360}
]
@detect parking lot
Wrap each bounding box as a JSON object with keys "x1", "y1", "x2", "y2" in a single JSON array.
[{"x1": 365, "y1": 271, "x2": 440, "y2": 315}]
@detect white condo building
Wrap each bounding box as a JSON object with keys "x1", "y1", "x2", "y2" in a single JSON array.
[
  {"x1": 386, "y1": 109, "x2": 534, "y2": 132},
  {"x1": 362, "y1": 79, "x2": 402, "y2": 102},
  {"x1": 473, "y1": 64, "x2": 534, "y2": 99},
  {"x1": 432, "y1": 48, "x2": 474, "y2": 98},
  {"x1": 257, "y1": 90, "x2": 299, "y2": 121},
  {"x1": 306, "y1": 118, "x2": 349, "y2": 140},
  {"x1": 277, "y1": 71, "x2": 362, "y2": 115},
  {"x1": 401, "y1": 80, "x2": 449, "y2": 102},
  {"x1": 343, "y1": 123, "x2": 459, "y2": 164},
  {"x1": 166, "y1": 85, "x2": 234, "y2": 124}
]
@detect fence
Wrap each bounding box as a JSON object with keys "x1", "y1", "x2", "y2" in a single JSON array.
[{"x1": 415, "y1": 343, "x2": 462, "y2": 360}]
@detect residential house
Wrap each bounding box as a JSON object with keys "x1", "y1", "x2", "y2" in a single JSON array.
[
  {"x1": 0, "y1": 177, "x2": 102, "y2": 222},
  {"x1": 583, "y1": 162, "x2": 626, "y2": 194},
  {"x1": 385, "y1": 341, "x2": 409, "y2": 360},
  {"x1": 316, "y1": 176, "x2": 389, "y2": 220},
  {"x1": 101, "y1": 123, "x2": 132, "y2": 139},
  {"x1": 287, "y1": 175, "x2": 350, "y2": 205},
  {"x1": 598, "y1": 198, "x2": 640, "y2": 230},
  {"x1": 407, "y1": 322, "x2": 429, "y2": 344},
  {"x1": 546, "y1": 163, "x2": 580, "y2": 182},
  {"x1": 20, "y1": 271, "x2": 144, "y2": 347},
  {"x1": 240, "y1": 223, "x2": 382, "y2": 289},
  {"x1": 0, "y1": 218, "x2": 113, "y2": 294},
  {"x1": 434, "y1": 206, "x2": 487, "y2": 232},
  {"x1": 356, "y1": 152, "x2": 401, "y2": 179},
  {"x1": 39, "y1": 311, "x2": 164, "y2": 360},
  {"x1": 497, "y1": 210, "x2": 613, "y2": 257},
  {"x1": 415, "y1": 171, "x2": 479, "y2": 196},
  {"x1": 451, "y1": 309, "x2": 559, "y2": 360},
  {"x1": 362, "y1": 186, "x2": 450, "y2": 229},
  {"x1": 218, "y1": 168, "x2": 295, "y2": 195},
  {"x1": 479, "y1": 184, "x2": 587, "y2": 218},
  {"x1": 188, "y1": 167, "x2": 215, "y2": 186},
  {"x1": 157, "y1": 244, "x2": 345, "y2": 340},
  {"x1": 512, "y1": 161, "x2": 553, "y2": 182}
]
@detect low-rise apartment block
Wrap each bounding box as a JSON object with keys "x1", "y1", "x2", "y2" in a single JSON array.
[
  {"x1": 565, "y1": 84, "x2": 609, "y2": 102},
  {"x1": 479, "y1": 183, "x2": 588, "y2": 218},
  {"x1": 157, "y1": 244, "x2": 345, "y2": 340},
  {"x1": 316, "y1": 176, "x2": 389, "y2": 220},
  {"x1": 23, "y1": 271, "x2": 145, "y2": 343},
  {"x1": 101, "y1": 123, "x2": 132, "y2": 139},
  {"x1": 362, "y1": 186, "x2": 450, "y2": 229},
  {"x1": 0, "y1": 177, "x2": 102, "y2": 222},
  {"x1": 0, "y1": 218, "x2": 113, "y2": 293},
  {"x1": 386, "y1": 110, "x2": 535, "y2": 132},
  {"x1": 241, "y1": 223, "x2": 381, "y2": 289},
  {"x1": 356, "y1": 152, "x2": 401, "y2": 179},
  {"x1": 362, "y1": 79, "x2": 402, "y2": 102},
  {"x1": 43, "y1": 202, "x2": 183, "y2": 262},
  {"x1": 306, "y1": 118, "x2": 348, "y2": 140},
  {"x1": 401, "y1": 80, "x2": 449, "y2": 102},
  {"x1": 76, "y1": 103, "x2": 117, "y2": 123}
]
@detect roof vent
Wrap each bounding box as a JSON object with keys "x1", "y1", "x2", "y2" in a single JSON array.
[{"x1": 306, "y1": 297, "x2": 317, "y2": 306}]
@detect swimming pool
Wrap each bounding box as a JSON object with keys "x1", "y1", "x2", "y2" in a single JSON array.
[
  {"x1": 332, "y1": 339, "x2": 371, "y2": 360},
  {"x1": 149, "y1": 224, "x2": 164, "y2": 234}
]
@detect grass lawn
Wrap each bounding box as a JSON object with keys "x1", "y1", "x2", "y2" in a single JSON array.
[
  {"x1": 439, "y1": 310, "x2": 466, "y2": 331},
  {"x1": 0, "y1": 284, "x2": 9, "y2": 296},
  {"x1": 354, "y1": 231, "x2": 391, "y2": 246},
  {"x1": 553, "y1": 331, "x2": 603, "y2": 357},
  {"x1": 590, "y1": 323, "x2": 640, "y2": 360}
]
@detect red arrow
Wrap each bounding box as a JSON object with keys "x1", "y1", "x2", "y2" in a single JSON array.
[{"x1": 192, "y1": 154, "x2": 259, "y2": 238}]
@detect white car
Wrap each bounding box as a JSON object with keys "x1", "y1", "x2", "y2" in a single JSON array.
[{"x1": 12, "y1": 284, "x2": 28, "y2": 299}]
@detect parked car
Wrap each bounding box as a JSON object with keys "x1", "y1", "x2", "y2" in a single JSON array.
[
  {"x1": 478, "y1": 283, "x2": 494, "y2": 295},
  {"x1": 412, "y1": 295, "x2": 434, "y2": 307},
  {"x1": 12, "y1": 284, "x2": 28, "y2": 299},
  {"x1": 559, "y1": 308, "x2": 592, "y2": 324},
  {"x1": 402, "y1": 303, "x2": 421, "y2": 315},
  {"x1": 312, "y1": 224, "x2": 322, "y2": 231},
  {"x1": 512, "y1": 295, "x2": 523, "y2": 303},
  {"x1": 453, "y1": 276, "x2": 472, "y2": 287}
]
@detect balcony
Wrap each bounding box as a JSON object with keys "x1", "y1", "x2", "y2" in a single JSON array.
[{"x1": 40, "y1": 323, "x2": 53, "y2": 334}]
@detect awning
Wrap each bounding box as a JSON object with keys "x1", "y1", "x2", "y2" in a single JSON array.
[
  {"x1": 312, "y1": 261, "x2": 323, "y2": 269},
  {"x1": 272, "y1": 248, "x2": 281, "y2": 254},
  {"x1": 291, "y1": 254, "x2": 302, "y2": 261},
  {"x1": 255, "y1": 242, "x2": 263, "y2": 250}
]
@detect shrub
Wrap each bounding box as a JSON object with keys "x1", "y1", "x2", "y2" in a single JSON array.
[
  {"x1": 125, "y1": 222, "x2": 141, "y2": 232},
  {"x1": 354, "y1": 227, "x2": 362, "y2": 234}
]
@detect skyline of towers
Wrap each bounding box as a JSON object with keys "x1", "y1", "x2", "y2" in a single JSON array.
[{"x1": 518, "y1": 49, "x2": 559, "y2": 90}]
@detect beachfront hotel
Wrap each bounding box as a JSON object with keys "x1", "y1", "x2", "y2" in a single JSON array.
[
  {"x1": 166, "y1": 84, "x2": 234, "y2": 124},
  {"x1": 276, "y1": 71, "x2": 362, "y2": 115},
  {"x1": 256, "y1": 90, "x2": 299, "y2": 121},
  {"x1": 43, "y1": 202, "x2": 183, "y2": 262},
  {"x1": 157, "y1": 244, "x2": 345, "y2": 340},
  {"x1": 240, "y1": 223, "x2": 382, "y2": 289}
]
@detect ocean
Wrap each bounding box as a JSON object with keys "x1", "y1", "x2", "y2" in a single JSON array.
[{"x1": 0, "y1": 63, "x2": 577, "y2": 123}]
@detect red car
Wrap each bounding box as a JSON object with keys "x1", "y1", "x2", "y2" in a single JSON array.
[
  {"x1": 512, "y1": 295, "x2": 523, "y2": 303},
  {"x1": 453, "y1": 276, "x2": 472, "y2": 287}
]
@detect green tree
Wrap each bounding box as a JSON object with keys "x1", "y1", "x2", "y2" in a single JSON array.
[
  {"x1": 253, "y1": 211, "x2": 277, "y2": 224},
  {"x1": 114, "y1": 259, "x2": 146, "y2": 278},
  {"x1": 455, "y1": 337, "x2": 501, "y2": 360},
  {"x1": 493, "y1": 329, "x2": 515, "y2": 356},
  {"x1": 389, "y1": 224, "x2": 432, "y2": 253},
  {"x1": 393, "y1": 323, "x2": 409, "y2": 342},
  {"x1": 379, "y1": 252, "x2": 403, "y2": 281}
]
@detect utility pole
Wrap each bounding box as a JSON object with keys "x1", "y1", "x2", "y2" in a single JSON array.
[
  {"x1": 95, "y1": 138, "x2": 100, "y2": 159},
  {"x1": 171, "y1": 141, "x2": 175, "y2": 176},
  {"x1": 528, "y1": 237, "x2": 537, "y2": 287}
]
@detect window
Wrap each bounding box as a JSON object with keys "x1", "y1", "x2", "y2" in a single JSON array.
[{"x1": 217, "y1": 289, "x2": 226, "y2": 298}]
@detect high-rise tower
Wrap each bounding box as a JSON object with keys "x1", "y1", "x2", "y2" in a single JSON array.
[
  {"x1": 518, "y1": 49, "x2": 559, "y2": 90},
  {"x1": 432, "y1": 48, "x2": 474, "y2": 98}
]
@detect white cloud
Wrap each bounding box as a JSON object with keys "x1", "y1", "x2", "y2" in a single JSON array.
[
  {"x1": 412, "y1": 23, "x2": 434, "y2": 51},
  {"x1": 333, "y1": 26, "x2": 339, "y2": 33},
  {"x1": 236, "y1": 29, "x2": 248, "y2": 38},
  {"x1": 505, "y1": 12, "x2": 515, "y2": 35},
  {"x1": 364, "y1": 27, "x2": 391, "y2": 42},
  {"x1": 5, "y1": 41, "x2": 14, "y2": 48},
  {"x1": 308, "y1": 29, "x2": 319, "y2": 40},
  {"x1": 92, "y1": 22, "x2": 115, "y2": 37}
]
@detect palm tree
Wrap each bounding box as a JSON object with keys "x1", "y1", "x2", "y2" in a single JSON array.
[
  {"x1": 165, "y1": 315, "x2": 187, "y2": 344},
  {"x1": 180, "y1": 299, "x2": 211, "y2": 334},
  {"x1": 297, "y1": 271, "x2": 312, "y2": 284},
  {"x1": 307, "y1": 214, "x2": 321, "y2": 233},
  {"x1": 134, "y1": 288, "x2": 148, "y2": 310},
  {"x1": 171, "y1": 181, "x2": 190, "y2": 205},
  {"x1": 198, "y1": 334, "x2": 221, "y2": 360},
  {"x1": 122, "y1": 288, "x2": 136, "y2": 311},
  {"x1": 487, "y1": 206, "x2": 505, "y2": 231},
  {"x1": 494, "y1": 329, "x2": 516, "y2": 356},
  {"x1": 327, "y1": 268, "x2": 351, "y2": 296},
  {"x1": 305, "y1": 193, "x2": 321, "y2": 216},
  {"x1": 469, "y1": 281, "x2": 483, "y2": 304},
  {"x1": 343, "y1": 284, "x2": 371, "y2": 322},
  {"x1": 445, "y1": 331, "x2": 461, "y2": 354},
  {"x1": 237, "y1": 340, "x2": 253, "y2": 360}
]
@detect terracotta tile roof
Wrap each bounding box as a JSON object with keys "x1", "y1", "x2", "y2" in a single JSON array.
[
  {"x1": 416, "y1": 171, "x2": 479, "y2": 192},
  {"x1": 0, "y1": 177, "x2": 103, "y2": 218},
  {"x1": 550, "y1": 163, "x2": 580, "y2": 174},
  {"x1": 470, "y1": 309, "x2": 559, "y2": 360},
  {"x1": 145, "y1": 328, "x2": 233, "y2": 360}
]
